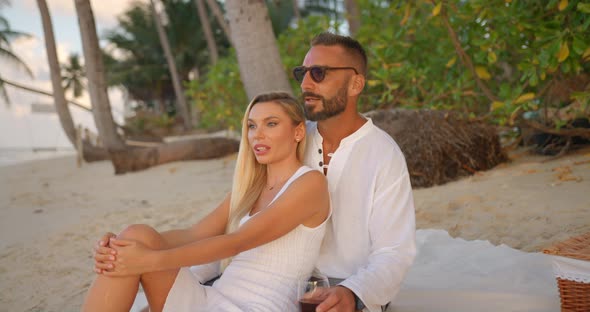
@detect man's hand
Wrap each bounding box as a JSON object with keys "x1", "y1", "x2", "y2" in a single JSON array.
[
  {"x1": 93, "y1": 232, "x2": 117, "y2": 274},
  {"x1": 316, "y1": 286, "x2": 357, "y2": 312}
]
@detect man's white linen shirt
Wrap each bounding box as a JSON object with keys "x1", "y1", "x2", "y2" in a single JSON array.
[{"x1": 304, "y1": 119, "x2": 416, "y2": 312}]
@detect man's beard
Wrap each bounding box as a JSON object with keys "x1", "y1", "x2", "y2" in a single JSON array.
[{"x1": 302, "y1": 86, "x2": 348, "y2": 121}]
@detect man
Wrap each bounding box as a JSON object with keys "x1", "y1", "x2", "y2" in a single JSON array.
[{"x1": 293, "y1": 32, "x2": 416, "y2": 312}]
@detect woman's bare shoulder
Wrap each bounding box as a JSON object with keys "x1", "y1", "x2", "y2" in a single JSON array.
[
  {"x1": 291, "y1": 169, "x2": 328, "y2": 194},
  {"x1": 300, "y1": 169, "x2": 327, "y2": 184}
]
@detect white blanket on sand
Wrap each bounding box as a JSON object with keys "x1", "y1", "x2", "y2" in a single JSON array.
[
  {"x1": 390, "y1": 229, "x2": 559, "y2": 312},
  {"x1": 131, "y1": 229, "x2": 560, "y2": 312}
]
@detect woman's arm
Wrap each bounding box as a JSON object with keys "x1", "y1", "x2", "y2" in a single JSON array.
[
  {"x1": 105, "y1": 171, "x2": 329, "y2": 276},
  {"x1": 159, "y1": 193, "x2": 231, "y2": 248}
]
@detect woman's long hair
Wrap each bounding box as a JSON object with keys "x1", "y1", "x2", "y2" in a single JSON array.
[{"x1": 221, "y1": 91, "x2": 306, "y2": 270}]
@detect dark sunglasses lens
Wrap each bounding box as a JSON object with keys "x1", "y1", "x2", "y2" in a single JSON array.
[
  {"x1": 293, "y1": 67, "x2": 306, "y2": 82},
  {"x1": 310, "y1": 67, "x2": 325, "y2": 83}
]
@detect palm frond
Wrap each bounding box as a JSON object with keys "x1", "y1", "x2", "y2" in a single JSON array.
[
  {"x1": 0, "y1": 76, "x2": 11, "y2": 107},
  {"x1": 0, "y1": 29, "x2": 33, "y2": 43},
  {"x1": 0, "y1": 13, "x2": 33, "y2": 77},
  {"x1": 0, "y1": 47, "x2": 33, "y2": 77},
  {"x1": 60, "y1": 53, "x2": 85, "y2": 98}
]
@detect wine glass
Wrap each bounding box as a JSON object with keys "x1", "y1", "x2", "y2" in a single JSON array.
[{"x1": 297, "y1": 275, "x2": 330, "y2": 312}]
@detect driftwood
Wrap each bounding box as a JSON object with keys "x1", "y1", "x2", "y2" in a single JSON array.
[
  {"x1": 524, "y1": 120, "x2": 590, "y2": 139},
  {"x1": 366, "y1": 109, "x2": 508, "y2": 188},
  {"x1": 81, "y1": 141, "x2": 110, "y2": 162},
  {"x1": 520, "y1": 118, "x2": 590, "y2": 156},
  {"x1": 109, "y1": 137, "x2": 239, "y2": 175}
]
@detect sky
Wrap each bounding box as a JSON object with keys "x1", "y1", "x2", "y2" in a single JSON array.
[{"x1": 0, "y1": 0, "x2": 136, "y2": 148}]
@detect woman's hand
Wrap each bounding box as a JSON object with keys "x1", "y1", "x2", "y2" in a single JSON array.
[
  {"x1": 93, "y1": 232, "x2": 117, "y2": 274},
  {"x1": 102, "y1": 237, "x2": 157, "y2": 277}
]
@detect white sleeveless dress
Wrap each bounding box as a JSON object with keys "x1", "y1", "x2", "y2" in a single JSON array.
[{"x1": 163, "y1": 166, "x2": 329, "y2": 312}]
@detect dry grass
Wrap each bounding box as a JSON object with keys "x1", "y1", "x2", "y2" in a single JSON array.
[{"x1": 367, "y1": 109, "x2": 508, "y2": 188}]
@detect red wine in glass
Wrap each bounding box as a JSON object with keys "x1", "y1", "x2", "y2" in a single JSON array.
[
  {"x1": 297, "y1": 276, "x2": 329, "y2": 312},
  {"x1": 299, "y1": 298, "x2": 322, "y2": 312}
]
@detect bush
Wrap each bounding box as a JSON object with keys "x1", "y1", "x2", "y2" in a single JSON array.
[
  {"x1": 357, "y1": 0, "x2": 590, "y2": 127},
  {"x1": 186, "y1": 50, "x2": 247, "y2": 132}
]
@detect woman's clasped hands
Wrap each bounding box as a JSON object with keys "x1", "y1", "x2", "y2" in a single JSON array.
[{"x1": 92, "y1": 232, "x2": 157, "y2": 277}]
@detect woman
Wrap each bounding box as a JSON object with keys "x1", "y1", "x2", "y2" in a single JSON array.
[{"x1": 82, "y1": 92, "x2": 331, "y2": 312}]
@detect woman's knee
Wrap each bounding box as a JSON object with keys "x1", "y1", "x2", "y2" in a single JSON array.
[{"x1": 117, "y1": 224, "x2": 165, "y2": 249}]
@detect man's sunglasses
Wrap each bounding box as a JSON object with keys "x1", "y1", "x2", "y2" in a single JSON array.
[{"x1": 292, "y1": 65, "x2": 358, "y2": 83}]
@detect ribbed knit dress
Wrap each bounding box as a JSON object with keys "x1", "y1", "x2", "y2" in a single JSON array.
[{"x1": 163, "y1": 166, "x2": 329, "y2": 312}]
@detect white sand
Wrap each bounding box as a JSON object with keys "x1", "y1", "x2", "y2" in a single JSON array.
[
  {"x1": 0, "y1": 148, "x2": 588, "y2": 311},
  {"x1": 413, "y1": 147, "x2": 590, "y2": 252}
]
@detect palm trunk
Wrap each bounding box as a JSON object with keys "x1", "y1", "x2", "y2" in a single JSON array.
[
  {"x1": 292, "y1": 0, "x2": 301, "y2": 22},
  {"x1": 37, "y1": 0, "x2": 77, "y2": 146},
  {"x1": 344, "y1": 0, "x2": 360, "y2": 36},
  {"x1": 205, "y1": 0, "x2": 231, "y2": 44},
  {"x1": 194, "y1": 0, "x2": 218, "y2": 64},
  {"x1": 74, "y1": 0, "x2": 126, "y2": 151},
  {"x1": 150, "y1": 0, "x2": 193, "y2": 130},
  {"x1": 226, "y1": 0, "x2": 292, "y2": 100},
  {"x1": 1, "y1": 78, "x2": 91, "y2": 112}
]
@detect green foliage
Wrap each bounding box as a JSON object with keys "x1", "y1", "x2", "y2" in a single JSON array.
[
  {"x1": 124, "y1": 109, "x2": 178, "y2": 138},
  {"x1": 266, "y1": 0, "x2": 297, "y2": 35},
  {"x1": 278, "y1": 15, "x2": 335, "y2": 96},
  {"x1": 186, "y1": 50, "x2": 247, "y2": 131},
  {"x1": 357, "y1": 0, "x2": 590, "y2": 127}
]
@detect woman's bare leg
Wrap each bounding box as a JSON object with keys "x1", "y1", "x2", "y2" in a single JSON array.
[{"x1": 82, "y1": 224, "x2": 179, "y2": 312}]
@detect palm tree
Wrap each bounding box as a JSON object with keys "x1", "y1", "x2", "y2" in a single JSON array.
[
  {"x1": 194, "y1": 0, "x2": 218, "y2": 64},
  {"x1": 205, "y1": 0, "x2": 231, "y2": 44},
  {"x1": 103, "y1": 1, "x2": 229, "y2": 114},
  {"x1": 292, "y1": 0, "x2": 301, "y2": 21},
  {"x1": 61, "y1": 53, "x2": 85, "y2": 98},
  {"x1": 0, "y1": 13, "x2": 33, "y2": 106},
  {"x1": 149, "y1": 0, "x2": 192, "y2": 130},
  {"x1": 103, "y1": 3, "x2": 175, "y2": 113},
  {"x1": 226, "y1": 0, "x2": 292, "y2": 100},
  {"x1": 37, "y1": 0, "x2": 77, "y2": 146},
  {"x1": 344, "y1": 0, "x2": 360, "y2": 36},
  {"x1": 74, "y1": 0, "x2": 126, "y2": 151}
]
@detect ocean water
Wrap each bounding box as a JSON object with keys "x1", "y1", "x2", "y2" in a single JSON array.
[{"x1": 0, "y1": 148, "x2": 76, "y2": 167}]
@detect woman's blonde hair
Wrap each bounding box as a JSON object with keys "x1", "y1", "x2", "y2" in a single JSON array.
[{"x1": 221, "y1": 91, "x2": 306, "y2": 270}]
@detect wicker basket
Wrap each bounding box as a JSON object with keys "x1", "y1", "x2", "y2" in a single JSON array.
[{"x1": 543, "y1": 232, "x2": 590, "y2": 312}]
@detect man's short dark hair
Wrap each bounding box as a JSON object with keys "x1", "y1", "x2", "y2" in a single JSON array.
[{"x1": 311, "y1": 32, "x2": 367, "y2": 75}]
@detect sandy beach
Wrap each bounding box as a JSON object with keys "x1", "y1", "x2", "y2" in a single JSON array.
[{"x1": 0, "y1": 147, "x2": 589, "y2": 311}]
